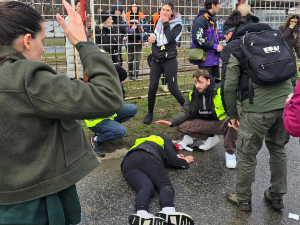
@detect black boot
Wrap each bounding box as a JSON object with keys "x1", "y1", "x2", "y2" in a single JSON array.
[{"x1": 143, "y1": 113, "x2": 153, "y2": 125}]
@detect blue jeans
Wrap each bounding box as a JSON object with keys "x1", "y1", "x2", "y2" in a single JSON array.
[{"x1": 89, "y1": 104, "x2": 137, "y2": 143}]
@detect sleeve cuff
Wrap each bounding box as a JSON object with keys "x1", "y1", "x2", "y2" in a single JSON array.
[{"x1": 75, "y1": 41, "x2": 96, "y2": 51}]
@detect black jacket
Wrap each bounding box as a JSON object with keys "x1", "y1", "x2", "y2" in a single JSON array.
[
  {"x1": 122, "y1": 134, "x2": 189, "y2": 169},
  {"x1": 95, "y1": 25, "x2": 118, "y2": 54}
]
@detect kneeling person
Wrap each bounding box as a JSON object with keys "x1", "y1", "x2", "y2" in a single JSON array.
[
  {"x1": 122, "y1": 134, "x2": 194, "y2": 225},
  {"x1": 156, "y1": 69, "x2": 237, "y2": 168},
  {"x1": 85, "y1": 103, "x2": 137, "y2": 157}
]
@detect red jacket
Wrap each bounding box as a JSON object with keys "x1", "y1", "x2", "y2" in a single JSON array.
[{"x1": 283, "y1": 81, "x2": 300, "y2": 137}]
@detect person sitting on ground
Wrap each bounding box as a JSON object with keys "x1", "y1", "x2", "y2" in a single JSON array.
[
  {"x1": 156, "y1": 69, "x2": 237, "y2": 168},
  {"x1": 95, "y1": 11, "x2": 119, "y2": 63},
  {"x1": 122, "y1": 134, "x2": 194, "y2": 225},
  {"x1": 279, "y1": 14, "x2": 300, "y2": 61},
  {"x1": 85, "y1": 65, "x2": 137, "y2": 157}
]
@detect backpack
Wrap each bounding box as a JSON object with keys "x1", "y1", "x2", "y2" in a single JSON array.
[
  {"x1": 241, "y1": 29, "x2": 297, "y2": 85},
  {"x1": 241, "y1": 28, "x2": 297, "y2": 103}
]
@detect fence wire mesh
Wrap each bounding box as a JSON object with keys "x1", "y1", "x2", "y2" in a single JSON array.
[{"x1": 16, "y1": 0, "x2": 300, "y2": 99}]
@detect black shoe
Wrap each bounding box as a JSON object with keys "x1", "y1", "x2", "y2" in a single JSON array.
[
  {"x1": 264, "y1": 190, "x2": 284, "y2": 210},
  {"x1": 128, "y1": 214, "x2": 167, "y2": 225},
  {"x1": 155, "y1": 211, "x2": 194, "y2": 225},
  {"x1": 143, "y1": 113, "x2": 153, "y2": 125},
  {"x1": 129, "y1": 75, "x2": 134, "y2": 81},
  {"x1": 91, "y1": 137, "x2": 105, "y2": 157},
  {"x1": 226, "y1": 190, "x2": 252, "y2": 212}
]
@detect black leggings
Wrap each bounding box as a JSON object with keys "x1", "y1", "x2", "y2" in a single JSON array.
[
  {"x1": 148, "y1": 58, "x2": 185, "y2": 113},
  {"x1": 121, "y1": 151, "x2": 174, "y2": 211}
]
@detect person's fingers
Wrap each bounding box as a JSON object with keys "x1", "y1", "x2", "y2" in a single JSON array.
[{"x1": 56, "y1": 14, "x2": 69, "y2": 34}]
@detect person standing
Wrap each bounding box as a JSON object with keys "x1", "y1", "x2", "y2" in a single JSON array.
[
  {"x1": 190, "y1": 0, "x2": 224, "y2": 78},
  {"x1": 111, "y1": 2, "x2": 127, "y2": 65},
  {"x1": 95, "y1": 12, "x2": 119, "y2": 63},
  {"x1": 143, "y1": 0, "x2": 185, "y2": 125},
  {"x1": 125, "y1": 2, "x2": 146, "y2": 80},
  {"x1": 279, "y1": 14, "x2": 300, "y2": 60},
  {"x1": 0, "y1": 1, "x2": 123, "y2": 224},
  {"x1": 221, "y1": 11, "x2": 298, "y2": 212}
]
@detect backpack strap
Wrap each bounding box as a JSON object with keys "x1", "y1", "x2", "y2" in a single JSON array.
[{"x1": 248, "y1": 77, "x2": 254, "y2": 104}]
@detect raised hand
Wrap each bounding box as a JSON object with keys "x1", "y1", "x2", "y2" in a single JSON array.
[{"x1": 56, "y1": 0, "x2": 87, "y2": 46}]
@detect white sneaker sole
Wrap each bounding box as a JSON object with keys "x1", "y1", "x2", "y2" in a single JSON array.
[
  {"x1": 155, "y1": 212, "x2": 194, "y2": 225},
  {"x1": 128, "y1": 214, "x2": 168, "y2": 225}
]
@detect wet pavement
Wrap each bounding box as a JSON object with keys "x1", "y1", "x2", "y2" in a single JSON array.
[{"x1": 76, "y1": 136, "x2": 300, "y2": 225}]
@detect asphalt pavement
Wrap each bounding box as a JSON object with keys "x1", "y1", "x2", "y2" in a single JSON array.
[{"x1": 76, "y1": 135, "x2": 300, "y2": 225}]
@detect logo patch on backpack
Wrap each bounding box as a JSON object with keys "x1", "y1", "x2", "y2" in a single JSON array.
[{"x1": 263, "y1": 46, "x2": 280, "y2": 53}]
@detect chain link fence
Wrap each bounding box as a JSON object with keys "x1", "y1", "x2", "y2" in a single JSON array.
[{"x1": 15, "y1": 0, "x2": 300, "y2": 99}]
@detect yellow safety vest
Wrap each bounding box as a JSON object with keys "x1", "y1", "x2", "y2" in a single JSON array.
[
  {"x1": 130, "y1": 135, "x2": 164, "y2": 150},
  {"x1": 84, "y1": 114, "x2": 117, "y2": 127}
]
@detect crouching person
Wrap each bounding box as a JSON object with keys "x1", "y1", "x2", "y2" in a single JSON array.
[
  {"x1": 122, "y1": 134, "x2": 194, "y2": 225},
  {"x1": 85, "y1": 103, "x2": 137, "y2": 157},
  {"x1": 156, "y1": 69, "x2": 237, "y2": 168}
]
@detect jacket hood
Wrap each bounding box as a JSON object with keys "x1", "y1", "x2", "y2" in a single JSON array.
[
  {"x1": 244, "y1": 14, "x2": 260, "y2": 23},
  {"x1": 198, "y1": 8, "x2": 215, "y2": 19},
  {"x1": 169, "y1": 13, "x2": 182, "y2": 25},
  {"x1": 111, "y1": 2, "x2": 123, "y2": 14},
  {"x1": 231, "y1": 22, "x2": 271, "y2": 40}
]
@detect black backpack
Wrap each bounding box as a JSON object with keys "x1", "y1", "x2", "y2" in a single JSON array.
[{"x1": 241, "y1": 28, "x2": 297, "y2": 103}]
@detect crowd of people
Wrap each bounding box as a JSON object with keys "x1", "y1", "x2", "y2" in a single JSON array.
[{"x1": 0, "y1": 0, "x2": 299, "y2": 224}]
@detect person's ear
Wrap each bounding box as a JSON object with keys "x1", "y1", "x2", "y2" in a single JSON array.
[
  {"x1": 208, "y1": 79, "x2": 211, "y2": 85},
  {"x1": 23, "y1": 33, "x2": 33, "y2": 52}
]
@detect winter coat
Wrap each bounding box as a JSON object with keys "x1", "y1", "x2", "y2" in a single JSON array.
[
  {"x1": 221, "y1": 22, "x2": 298, "y2": 120},
  {"x1": 125, "y1": 11, "x2": 146, "y2": 44},
  {"x1": 283, "y1": 81, "x2": 300, "y2": 137},
  {"x1": 0, "y1": 43, "x2": 123, "y2": 205},
  {"x1": 152, "y1": 13, "x2": 182, "y2": 61},
  {"x1": 95, "y1": 24, "x2": 118, "y2": 54},
  {"x1": 191, "y1": 8, "x2": 224, "y2": 66},
  {"x1": 279, "y1": 25, "x2": 300, "y2": 59}
]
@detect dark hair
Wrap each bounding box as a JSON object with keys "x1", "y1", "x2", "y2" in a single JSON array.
[
  {"x1": 223, "y1": 10, "x2": 246, "y2": 34},
  {"x1": 75, "y1": 0, "x2": 80, "y2": 6},
  {"x1": 162, "y1": 0, "x2": 175, "y2": 12},
  {"x1": 130, "y1": 1, "x2": 140, "y2": 14},
  {"x1": 205, "y1": 0, "x2": 219, "y2": 10},
  {"x1": 283, "y1": 14, "x2": 300, "y2": 39},
  {"x1": 193, "y1": 69, "x2": 210, "y2": 80},
  {"x1": 0, "y1": 1, "x2": 44, "y2": 47}
]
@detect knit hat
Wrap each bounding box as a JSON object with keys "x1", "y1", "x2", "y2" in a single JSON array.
[{"x1": 99, "y1": 11, "x2": 110, "y2": 24}]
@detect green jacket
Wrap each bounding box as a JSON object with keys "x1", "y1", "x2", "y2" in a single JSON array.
[
  {"x1": 170, "y1": 81, "x2": 226, "y2": 127},
  {"x1": 0, "y1": 43, "x2": 123, "y2": 205},
  {"x1": 221, "y1": 22, "x2": 298, "y2": 119},
  {"x1": 221, "y1": 50, "x2": 297, "y2": 119}
]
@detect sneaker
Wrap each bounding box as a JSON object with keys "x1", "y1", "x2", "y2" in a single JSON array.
[
  {"x1": 225, "y1": 152, "x2": 236, "y2": 168},
  {"x1": 160, "y1": 85, "x2": 169, "y2": 92},
  {"x1": 129, "y1": 75, "x2": 134, "y2": 81},
  {"x1": 91, "y1": 137, "x2": 105, "y2": 157},
  {"x1": 264, "y1": 190, "x2": 284, "y2": 210},
  {"x1": 226, "y1": 190, "x2": 252, "y2": 212},
  {"x1": 199, "y1": 135, "x2": 220, "y2": 151},
  {"x1": 128, "y1": 214, "x2": 168, "y2": 225},
  {"x1": 143, "y1": 113, "x2": 153, "y2": 125},
  {"x1": 155, "y1": 212, "x2": 194, "y2": 225}
]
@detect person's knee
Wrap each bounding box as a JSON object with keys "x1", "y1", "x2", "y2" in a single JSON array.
[
  {"x1": 115, "y1": 125, "x2": 127, "y2": 139},
  {"x1": 161, "y1": 185, "x2": 174, "y2": 197}
]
